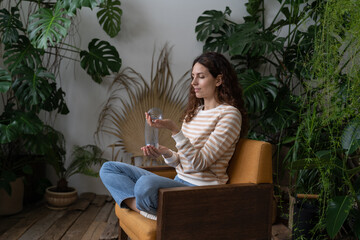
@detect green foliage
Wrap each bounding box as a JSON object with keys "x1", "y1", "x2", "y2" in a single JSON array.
[
  {"x1": 12, "y1": 67, "x2": 56, "y2": 112},
  {"x1": 28, "y1": 1, "x2": 71, "y2": 49},
  {"x1": 195, "y1": 1, "x2": 311, "y2": 144},
  {"x1": 97, "y1": 0, "x2": 122, "y2": 38},
  {"x1": 228, "y1": 22, "x2": 284, "y2": 57},
  {"x1": 80, "y1": 38, "x2": 122, "y2": 83},
  {"x1": 0, "y1": 0, "x2": 123, "y2": 195},
  {"x1": 195, "y1": 7, "x2": 233, "y2": 42},
  {"x1": 63, "y1": 0, "x2": 104, "y2": 15},
  {"x1": 196, "y1": 0, "x2": 360, "y2": 238},
  {"x1": 287, "y1": 0, "x2": 360, "y2": 238},
  {"x1": 65, "y1": 145, "x2": 106, "y2": 179},
  {"x1": 341, "y1": 118, "x2": 360, "y2": 156},
  {"x1": 46, "y1": 142, "x2": 107, "y2": 191},
  {"x1": 0, "y1": 67, "x2": 11, "y2": 93},
  {"x1": 3, "y1": 35, "x2": 43, "y2": 72},
  {"x1": 238, "y1": 69, "x2": 279, "y2": 113},
  {"x1": 0, "y1": 111, "x2": 43, "y2": 144},
  {"x1": 0, "y1": 7, "x2": 23, "y2": 44},
  {"x1": 326, "y1": 196, "x2": 353, "y2": 238}
]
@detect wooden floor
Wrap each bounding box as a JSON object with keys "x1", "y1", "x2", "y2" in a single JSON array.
[
  {"x1": 0, "y1": 193, "x2": 118, "y2": 240},
  {"x1": 0, "y1": 192, "x2": 291, "y2": 240}
]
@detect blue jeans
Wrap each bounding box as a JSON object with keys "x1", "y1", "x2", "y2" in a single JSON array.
[{"x1": 99, "y1": 162, "x2": 195, "y2": 215}]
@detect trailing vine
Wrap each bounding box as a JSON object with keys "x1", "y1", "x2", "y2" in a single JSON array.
[{"x1": 291, "y1": 0, "x2": 360, "y2": 238}]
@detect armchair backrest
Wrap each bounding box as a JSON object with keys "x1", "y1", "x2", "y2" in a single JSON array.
[{"x1": 227, "y1": 138, "x2": 273, "y2": 184}]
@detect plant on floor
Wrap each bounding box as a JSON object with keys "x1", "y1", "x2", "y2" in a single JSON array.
[
  {"x1": 287, "y1": 0, "x2": 360, "y2": 238},
  {"x1": 0, "y1": 0, "x2": 122, "y2": 195},
  {"x1": 47, "y1": 137, "x2": 107, "y2": 192},
  {"x1": 96, "y1": 46, "x2": 191, "y2": 164}
]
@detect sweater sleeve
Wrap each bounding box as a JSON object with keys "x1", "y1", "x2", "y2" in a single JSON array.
[
  {"x1": 173, "y1": 108, "x2": 241, "y2": 172},
  {"x1": 162, "y1": 149, "x2": 180, "y2": 167}
]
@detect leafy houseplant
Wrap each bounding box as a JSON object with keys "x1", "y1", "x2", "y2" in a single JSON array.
[
  {"x1": 287, "y1": 0, "x2": 360, "y2": 238},
  {"x1": 194, "y1": 0, "x2": 321, "y2": 196},
  {"x1": 45, "y1": 143, "x2": 107, "y2": 208},
  {"x1": 194, "y1": 0, "x2": 320, "y2": 143},
  {"x1": 0, "y1": 0, "x2": 122, "y2": 197},
  {"x1": 195, "y1": 0, "x2": 360, "y2": 238}
]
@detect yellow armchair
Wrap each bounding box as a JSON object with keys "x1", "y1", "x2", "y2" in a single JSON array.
[{"x1": 115, "y1": 138, "x2": 273, "y2": 240}]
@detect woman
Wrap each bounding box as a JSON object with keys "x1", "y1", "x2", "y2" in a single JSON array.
[{"x1": 100, "y1": 52, "x2": 248, "y2": 220}]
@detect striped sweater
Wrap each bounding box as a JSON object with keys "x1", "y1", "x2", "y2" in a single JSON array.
[{"x1": 164, "y1": 104, "x2": 242, "y2": 186}]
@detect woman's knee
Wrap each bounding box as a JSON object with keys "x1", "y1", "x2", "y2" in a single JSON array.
[
  {"x1": 100, "y1": 161, "x2": 124, "y2": 179},
  {"x1": 134, "y1": 175, "x2": 160, "y2": 199}
]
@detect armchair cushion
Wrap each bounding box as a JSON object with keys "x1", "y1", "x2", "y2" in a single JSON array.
[
  {"x1": 116, "y1": 205, "x2": 156, "y2": 240},
  {"x1": 227, "y1": 138, "x2": 273, "y2": 184}
]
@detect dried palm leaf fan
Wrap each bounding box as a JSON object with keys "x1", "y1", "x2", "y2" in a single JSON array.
[{"x1": 96, "y1": 46, "x2": 190, "y2": 165}]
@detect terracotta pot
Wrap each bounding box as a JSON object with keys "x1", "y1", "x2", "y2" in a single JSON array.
[
  {"x1": 0, "y1": 177, "x2": 24, "y2": 215},
  {"x1": 45, "y1": 186, "x2": 78, "y2": 210}
]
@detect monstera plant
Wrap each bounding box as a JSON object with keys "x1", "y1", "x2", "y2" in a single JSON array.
[
  {"x1": 195, "y1": 0, "x2": 320, "y2": 144},
  {"x1": 0, "y1": 0, "x2": 122, "y2": 196}
]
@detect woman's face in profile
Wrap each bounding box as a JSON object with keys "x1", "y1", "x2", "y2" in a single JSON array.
[{"x1": 191, "y1": 63, "x2": 220, "y2": 101}]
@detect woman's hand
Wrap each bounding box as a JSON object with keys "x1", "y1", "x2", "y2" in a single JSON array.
[
  {"x1": 141, "y1": 145, "x2": 173, "y2": 159},
  {"x1": 145, "y1": 112, "x2": 180, "y2": 135}
]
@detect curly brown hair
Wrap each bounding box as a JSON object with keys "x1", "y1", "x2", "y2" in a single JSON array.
[{"x1": 183, "y1": 52, "x2": 249, "y2": 137}]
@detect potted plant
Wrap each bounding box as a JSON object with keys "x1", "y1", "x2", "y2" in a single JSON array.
[
  {"x1": 0, "y1": 0, "x2": 122, "y2": 211},
  {"x1": 45, "y1": 141, "x2": 107, "y2": 209},
  {"x1": 0, "y1": 122, "x2": 61, "y2": 215},
  {"x1": 286, "y1": 0, "x2": 360, "y2": 238}
]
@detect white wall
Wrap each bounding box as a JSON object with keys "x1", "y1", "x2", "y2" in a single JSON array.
[{"x1": 50, "y1": 0, "x2": 280, "y2": 195}]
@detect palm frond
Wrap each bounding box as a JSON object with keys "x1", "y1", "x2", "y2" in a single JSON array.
[{"x1": 96, "y1": 46, "x2": 190, "y2": 164}]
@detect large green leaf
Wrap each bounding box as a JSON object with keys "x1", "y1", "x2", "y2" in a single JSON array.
[
  {"x1": 341, "y1": 118, "x2": 360, "y2": 155},
  {"x1": 28, "y1": 1, "x2": 71, "y2": 49},
  {"x1": 326, "y1": 196, "x2": 353, "y2": 238},
  {"x1": 0, "y1": 67, "x2": 11, "y2": 93},
  {"x1": 80, "y1": 38, "x2": 121, "y2": 83},
  {"x1": 202, "y1": 23, "x2": 236, "y2": 53},
  {"x1": 228, "y1": 22, "x2": 285, "y2": 57},
  {"x1": 97, "y1": 0, "x2": 122, "y2": 38},
  {"x1": 41, "y1": 84, "x2": 69, "y2": 115},
  {"x1": 0, "y1": 121, "x2": 19, "y2": 144},
  {"x1": 238, "y1": 69, "x2": 279, "y2": 113},
  {"x1": 0, "y1": 111, "x2": 43, "y2": 144},
  {"x1": 0, "y1": 7, "x2": 23, "y2": 44},
  {"x1": 3, "y1": 35, "x2": 43, "y2": 72},
  {"x1": 63, "y1": 0, "x2": 104, "y2": 16},
  {"x1": 244, "y1": 0, "x2": 262, "y2": 22},
  {"x1": 12, "y1": 67, "x2": 55, "y2": 111},
  {"x1": 261, "y1": 86, "x2": 298, "y2": 133},
  {"x1": 195, "y1": 7, "x2": 232, "y2": 41}
]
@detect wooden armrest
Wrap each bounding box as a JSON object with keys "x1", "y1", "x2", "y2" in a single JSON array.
[
  {"x1": 157, "y1": 183, "x2": 273, "y2": 240},
  {"x1": 141, "y1": 165, "x2": 176, "y2": 179}
]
